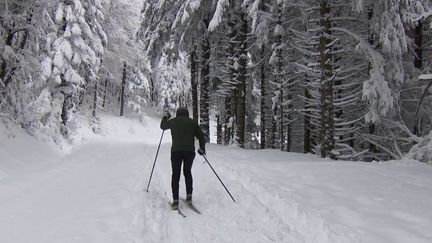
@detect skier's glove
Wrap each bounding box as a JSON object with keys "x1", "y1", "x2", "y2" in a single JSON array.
[
  {"x1": 163, "y1": 111, "x2": 171, "y2": 119},
  {"x1": 198, "y1": 147, "x2": 206, "y2": 156}
]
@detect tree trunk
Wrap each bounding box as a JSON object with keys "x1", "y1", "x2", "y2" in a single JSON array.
[
  {"x1": 274, "y1": 2, "x2": 284, "y2": 151},
  {"x1": 224, "y1": 95, "x2": 232, "y2": 145},
  {"x1": 190, "y1": 43, "x2": 199, "y2": 122},
  {"x1": 58, "y1": 1, "x2": 73, "y2": 137},
  {"x1": 120, "y1": 62, "x2": 127, "y2": 116},
  {"x1": 224, "y1": 5, "x2": 237, "y2": 146},
  {"x1": 235, "y1": 11, "x2": 247, "y2": 148},
  {"x1": 200, "y1": 34, "x2": 210, "y2": 142},
  {"x1": 59, "y1": 75, "x2": 73, "y2": 137},
  {"x1": 60, "y1": 92, "x2": 72, "y2": 137},
  {"x1": 414, "y1": 21, "x2": 423, "y2": 70},
  {"x1": 413, "y1": 21, "x2": 423, "y2": 136},
  {"x1": 287, "y1": 88, "x2": 292, "y2": 152},
  {"x1": 217, "y1": 114, "x2": 223, "y2": 144},
  {"x1": 271, "y1": 108, "x2": 277, "y2": 149},
  {"x1": 60, "y1": 94, "x2": 69, "y2": 127},
  {"x1": 102, "y1": 78, "x2": 108, "y2": 108},
  {"x1": 319, "y1": 0, "x2": 335, "y2": 159},
  {"x1": 304, "y1": 85, "x2": 312, "y2": 153},
  {"x1": 260, "y1": 46, "x2": 267, "y2": 149},
  {"x1": 0, "y1": 29, "x2": 13, "y2": 83},
  {"x1": 367, "y1": 7, "x2": 377, "y2": 155},
  {"x1": 92, "y1": 80, "x2": 98, "y2": 118},
  {"x1": 0, "y1": 61, "x2": 6, "y2": 85},
  {"x1": 149, "y1": 74, "x2": 155, "y2": 105}
]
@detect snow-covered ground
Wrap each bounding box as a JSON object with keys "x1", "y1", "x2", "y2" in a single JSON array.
[{"x1": 1, "y1": 112, "x2": 432, "y2": 243}]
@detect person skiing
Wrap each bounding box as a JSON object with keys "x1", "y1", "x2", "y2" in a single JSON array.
[{"x1": 160, "y1": 107, "x2": 206, "y2": 210}]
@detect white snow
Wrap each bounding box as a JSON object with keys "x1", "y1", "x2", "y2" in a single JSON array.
[
  {"x1": 352, "y1": 0, "x2": 364, "y2": 13},
  {"x1": 71, "y1": 23, "x2": 82, "y2": 36},
  {"x1": 181, "y1": 0, "x2": 202, "y2": 24},
  {"x1": 1, "y1": 45, "x2": 15, "y2": 60},
  {"x1": 208, "y1": 0, "x2": 229, "y2": 32},
  {"x1": 405, "y1": 131, "x2": 432, "y2": 165},
  {"x1": 53, "y1": 52, "x2": 66, "y2": 72},
  {"x1": 55, "y1": 3, "x2": 64, "y2": 24},
  {"x1": 41, "y1": 57, "x2": 53, "y2": 80},
  {"x1": 1, "y1": 112, "x2": 432, "y2": 243},
  {"x1": 64, "y1": 67, "x2": 83, "y2": 84},
  {"x1": 419, "y1": 74, "x2": 432, "y2": 80},
  {"x1": 274, "y1": 24, "x2": 284, "y2": 36},
  {"x1": 22, "y1": 88, "x2": 53, "y2": 131}
]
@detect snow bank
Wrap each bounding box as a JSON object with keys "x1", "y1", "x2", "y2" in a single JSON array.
[
  {"x1": 405, "y1": 131, "x2": 432, "y2": 165},
  {"x1": 0, "y1": 118, "x2": 62, "y2": 180},
  {"x1": 208, "y1": 146, "x2": 432, "y2": 243},
  {"x1": 0, "y1": 110, "x2": 164, "y2": 179},
  {"x1": 69, "y1": 110, "x2": 169, "y2": 146}
]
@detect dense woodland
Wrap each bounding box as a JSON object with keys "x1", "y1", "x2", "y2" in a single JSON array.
[{"x1": 1, "y1": 0, "x2": 432, "y2": 162}]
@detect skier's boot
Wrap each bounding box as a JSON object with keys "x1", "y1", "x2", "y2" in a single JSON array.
[
  {"x1": 185, "y1": 194, "x2": 192, "y2": 203},
  {"x1": 171, "y1": 200, "x2": 179, "y2": 210}
]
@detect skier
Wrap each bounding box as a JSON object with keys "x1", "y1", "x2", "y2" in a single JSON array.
[{"x1": 160, "y1": 107, "x2": 206, "y2": 210}]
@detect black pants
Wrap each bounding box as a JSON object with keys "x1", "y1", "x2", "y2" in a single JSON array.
[{"x1": 171, "y1": 151, "x2": 195, "y2": 200}]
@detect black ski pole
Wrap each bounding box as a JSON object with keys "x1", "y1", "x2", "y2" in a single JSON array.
[
  {"x1": 146, "y1": 130, "x2": 165, "y2": 192},
  {"x1": 202, "y1": 154, "x2": 236, "y2": 203}
]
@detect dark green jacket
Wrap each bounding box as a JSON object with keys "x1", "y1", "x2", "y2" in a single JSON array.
[{"x1": 160, "y1": 115, "x2": 206, "y2": 153}]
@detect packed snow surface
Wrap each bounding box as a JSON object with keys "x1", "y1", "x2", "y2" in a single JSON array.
[{"x1": 1, "y1": 113, "x2": 432, "y2": 243}]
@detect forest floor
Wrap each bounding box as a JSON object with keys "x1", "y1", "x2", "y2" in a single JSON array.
[{"x1": 1, "y1": 112, "x2": 432, "y2": 243}]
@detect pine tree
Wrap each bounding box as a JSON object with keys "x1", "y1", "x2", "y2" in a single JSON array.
[
  {"x1": 358, "y1": 0, "x2": 432, "y2": 159},
  {"x1": 0, "y1": 0, "x2": 50, "y2": 122},
  {"x1": 295, "y1": 0, "x2": 371, "y2": 159},
  {"x1": 250, "y1": 0, "x2": 274, "y2": 149},
  {"x1": 133, "y1": 0, "x2": 432, "y2": 161},
  {"x1": 269, "y1": 0, "x2": 291, "y2": 151},
  {"x1": 45, "y1": 0, "x2": 102, "y2": 136}
]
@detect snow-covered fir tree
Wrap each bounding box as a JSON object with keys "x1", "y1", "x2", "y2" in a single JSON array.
[{"x1": 1, "y1": 0, "x2": 432, "y2": 162}]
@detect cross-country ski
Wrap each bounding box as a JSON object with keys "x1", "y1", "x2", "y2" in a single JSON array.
[
  {"x1": 170, "y1": 202, "x2": 187, "y2": 218},
  {"x1": 182, "y1": 199, "x2": 201, "y2": 215}
]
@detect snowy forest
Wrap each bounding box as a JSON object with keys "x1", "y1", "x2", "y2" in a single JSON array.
[{"x1": 1, "y1": 0, "x2": 432, "y2": 163}]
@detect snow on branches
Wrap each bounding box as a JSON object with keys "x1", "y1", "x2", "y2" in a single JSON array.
[{"x1": 208, "y1": 0, "x2": 229, "y2": 32}]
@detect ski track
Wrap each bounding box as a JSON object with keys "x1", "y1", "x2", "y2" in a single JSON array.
[
  {"x1": 2, "y1": 138, "x2": 431, "y2": 243},
  {"x1": 208, "y1": 148, "x2": 356, "y2": 243},
  {"x1": 0, "y1": 140, "x2": 356, "y2": 243},
  {"x1": 135, "y1": 143, "x2": 357, "y2": 243}
]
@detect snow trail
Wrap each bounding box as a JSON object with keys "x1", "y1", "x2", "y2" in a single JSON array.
[
  {"x1": 1, "y1": 115, "x2": 432, "y2": 242},
  {"x1": 0, "y1": 139, "x2": 347, "y2": 242},
  {"x1": 135, "y1": 142, "x2": 356, "y2": 243},
  {"x1": 0, "y1": 142, "x2": 149, "y2": 243}
]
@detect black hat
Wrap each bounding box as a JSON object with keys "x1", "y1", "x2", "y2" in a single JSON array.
[{"x1": 176, "y1": 107, "x2": 189, "y2": 117}]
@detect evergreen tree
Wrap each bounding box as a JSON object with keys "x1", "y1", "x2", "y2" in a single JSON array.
[{"x1": 45, "y1": 0, "x2": 101, "y2": 136}]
